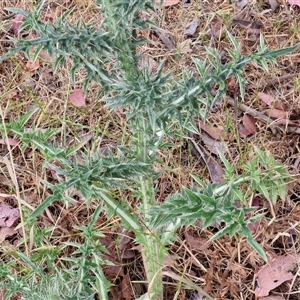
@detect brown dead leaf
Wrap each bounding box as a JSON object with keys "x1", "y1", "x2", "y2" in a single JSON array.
[
  {"x1": 12, "y1": 14, "x2": 24, "y2": 36},
  {"x1": 38, "y1": 50, "x2": 53, "y2": 62},
  {"x1": 210, "y1": 15, "x2": 223, "y2": 38},
  {"x1": 247, "y1": 220, "x2": 260, "y2": 232},
  {"x1": 259, "y1": 296, "x2": 285, "y2": 300},
  {"x1": 252, "y1": 197, "x2": 260, "y2": 207},
  {"x1": 98, "y1": 145, "x2": 114, "y2": 157},
  {"x1": 236, "y1": 0, "x2": 248, "y2": 9},
  {"x1": 204, "y1": 262, "x2": 214, "y2": 294},
  {"x1": 0, "y1": 227, "x2": 16, "y2": 243},
  {"x1": 164, "y1": 255, "x2": 178, "y2": 268},
  {"x1": 191, "y1": 139, "x2": 225, "y2": 184},
  {"x1": 0, "y1": 138, "x2": 19, "y2": 146},
  {"x1": 268, "y1": 0, "x2": 279, "y2": 12},
  {"x1": 265, "y1": 108, "x2": 288, "y2": 119},
  {"x1": 243, "y1": 114, "x2": 257, "y2": 135},
  {"x1": 178, "y1": 39, "x2": 193, "y2": 54},
  {"x1": 120, "y1": 273, "x2": 133, "y2": 300},
  {"x1": 156, "y1": 0, "x2": 179, "y2": 7},
  {"x1": 0, "y1": 288, "x2": 5, "y2": 300},
  {"x1": 255, "y1": 254, "x2": 299, "y2": 297},
  {"x1": 69, "y1": 89, "x2": 86, "y2": 107},
  {"x1": 0, "y1": 203, "x2": 20, "y2": 227},
  {"x1": 202, "y1": 132, "x2": 228, "y2": 155},
  {"x1": 104, "y1": 264, "x2": 123, "y2": 282},
  {"x1": 184, "y1": 19, "x2": 199, "y2": 35},
  {"x1": 21, "y1": 191, "x2": 37, "y2": 204},
  {"x1": 184, "y1": 231, "x2": 211, "y2": 251},
  {"x1": 101, "y1": 233, "x2": 124, "y2": 281},
  {"x1": 154, "y1": 29, "x2": 176, "y2": 49},
  {"x1": 3, "y1": 89, "x2": 18, "y2": 99},
  {"x1": 24, "y1": 59, "x2": 40, "y2": 75},
  {"x1": 239, "y1": 124, "x2": 252, "y2": 138},
  {"x1": 227, "y1": 77, "x2": 239, "y2": 95},
  {"x1": 258, "y1": 92, "x2": 275, "y2": 106},
  {"x1": 0, "y1": 175, "x2": 10, "y2": 186},
  {"x1": 139, "y1": 55, "x2": 158, "y2": 73},
  {"x1": 258, "y1": 92, "x2": 287, "y2": 111},
  {"x1": 198, "y1": 121, "x2": 228, "y2": 141},
  {"x1": 42, "y1": 14, "x2": 54, "y2": 23},
  {"x1": 287, "y1": 0, "x2": 300, "y2": 7},
  {"x1": 119, "y1": 230, "x2": 135, "y2": 260}
]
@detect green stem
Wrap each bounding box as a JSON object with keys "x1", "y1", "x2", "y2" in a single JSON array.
[
  {"x1": 140, "y1": 177, "x2": 164, "y2": 300},
  {"x1": 137, "y1": 120, "x2": 164, "y2": 300}
]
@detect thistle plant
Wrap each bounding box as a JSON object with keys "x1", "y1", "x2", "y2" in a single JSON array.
[{"x1": 0, "y1": 0, "x2": 298, "y2": 299}]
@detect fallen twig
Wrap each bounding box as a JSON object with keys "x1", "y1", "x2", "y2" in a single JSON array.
[
  {"x1": 246, "y1": 74, "x2": 296, "y2": 90},
  {"x1": 226, "y1": 96, "x2": 272, "y2": 124},
  {"x1": 225, "y1": 96, "x2": 300, "y2": 134}
]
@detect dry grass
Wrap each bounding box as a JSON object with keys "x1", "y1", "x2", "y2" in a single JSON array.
[{"x1": 1, "y1": 0, "x2": 300, "y2": 299}]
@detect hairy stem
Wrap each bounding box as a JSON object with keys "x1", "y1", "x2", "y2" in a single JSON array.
[{"x1": 136, "y1": 118, "x2": 164, "y2": 299}]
